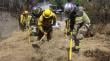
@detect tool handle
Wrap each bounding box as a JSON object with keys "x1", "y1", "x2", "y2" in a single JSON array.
[{"x1": 40, "y1": 34, "x2": 46, "y2": 41}]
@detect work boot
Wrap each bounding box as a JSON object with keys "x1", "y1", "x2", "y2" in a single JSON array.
[
  {"x1": 72, "y1": 46, "x2": 80, "y2": 52},
  {"x1": 47, "y1": 36, "x2": 51, "y2": 41},
  {"x1": 47, "y1": 32, "x2": 52, "y2": 41},
  {"x1": 75, "y1": 46, "x2": 80, "y2": 51}
]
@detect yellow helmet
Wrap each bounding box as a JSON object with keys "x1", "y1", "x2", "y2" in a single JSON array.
[
  {"x1": 43, "y1": 9, "x2": 52, "y2": 18},
  {"x1": 23, "y1": 10, "x2": 29, "y2": 14}
]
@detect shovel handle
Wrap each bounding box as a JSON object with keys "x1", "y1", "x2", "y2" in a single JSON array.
[{"x1": 40, "y1": 34, "x2": 46, "y2": 41}]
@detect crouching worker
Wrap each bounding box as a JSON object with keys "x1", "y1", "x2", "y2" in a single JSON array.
[
  {"x1": 38, "y1": 9, "x2": 56, "y2": 41},
  {"x1": 64, "y1": 3, "x2": 91, "y2": 51},
  {"x1": 20, "y1": 10, "x2": 32, "y2": 31}
]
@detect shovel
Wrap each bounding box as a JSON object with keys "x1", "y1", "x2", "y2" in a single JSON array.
[{"x1": 40, "y1": 34, "x2": 46, "y2": 41}]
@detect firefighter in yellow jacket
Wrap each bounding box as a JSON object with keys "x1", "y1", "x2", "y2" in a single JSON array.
[
  {"x1": 38, "y1": 9, "x2": 56, "y2": 41},
  {"x1": 20, "y1": 10, "x2": 32, "y2": 31}
]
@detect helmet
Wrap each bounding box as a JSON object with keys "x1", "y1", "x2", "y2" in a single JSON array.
[
  {"x1": 64, "y1": 3, "x2": 76, "y2": 14},
  {"x1": 23, "y1": 10, "x2": 29, "y2": 14},
  {"x1": 43, "y1": 9, "x2": 52, "y2": 18},
  {"x1": 32, "y1": 6, "x2": 42, "y2": 15}
]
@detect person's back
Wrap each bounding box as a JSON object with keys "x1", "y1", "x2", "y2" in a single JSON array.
[
  {"x1": 75, "y1": 6, "x2": 90, "y2": 28},
  {"x1": 74, "y1": 7, "x2": 91, "y2": 39},
  {"x1": 20, "y1": 14, "x2": 32, "y2": 25}
]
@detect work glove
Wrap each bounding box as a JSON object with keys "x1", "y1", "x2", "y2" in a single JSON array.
[{"x1": 44, "y1": 32, "x2": 47, "y2": 35}]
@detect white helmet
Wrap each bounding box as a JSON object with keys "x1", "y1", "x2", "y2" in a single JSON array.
[
  {"x1": 32, "y1": 6, "x2": 42, "y2": 15},
  {"x1": 64, "y1": 3, "x2": 76, "y2": 14}
]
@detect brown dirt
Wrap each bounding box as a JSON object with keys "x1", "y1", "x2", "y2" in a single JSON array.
[
  {"x1": 0, "y1": 28, "x2": 110, "y2": 61},
  {"x1": 0, "y1": 31, "x2": 34, "y2": 61}
]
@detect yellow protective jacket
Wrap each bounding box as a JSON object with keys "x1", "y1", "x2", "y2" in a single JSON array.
[
  {"x1": 38, "y1": 12, "x2": 56, "y2": 32},
  {"x1": 73, "y1": 11, "x2": 91, "y2": 35},
  {"x1": 20, "y1": 14, "x2": 32, "y2": 27}
]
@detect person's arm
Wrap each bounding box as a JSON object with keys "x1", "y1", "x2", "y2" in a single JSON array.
[
  {"x1": 38, "y1": 15, "x2": 44, "y2": 32},
  {"x1": 20, "y1": 15, "x2": 23, "y2": 24},
  {"x1": 27, "y1": 15, "x2": 32, "y2": 27},
  {"x1": 52, "y1": 13, "x2": 57, "y2": 26},
  {"x1": 73, "y1": 23, "x2": 80, "y2": 36}
]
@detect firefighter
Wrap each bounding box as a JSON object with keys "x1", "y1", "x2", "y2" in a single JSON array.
[
  {"x1": 64, "y1": 3, "x2": 91, "y2": 51},
  {"x1": 38, "y1": 9, "x2": 57, "y2": 41},
  {"x1": 20, "y1": 10, "x2": 32, "y2": 31}
]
